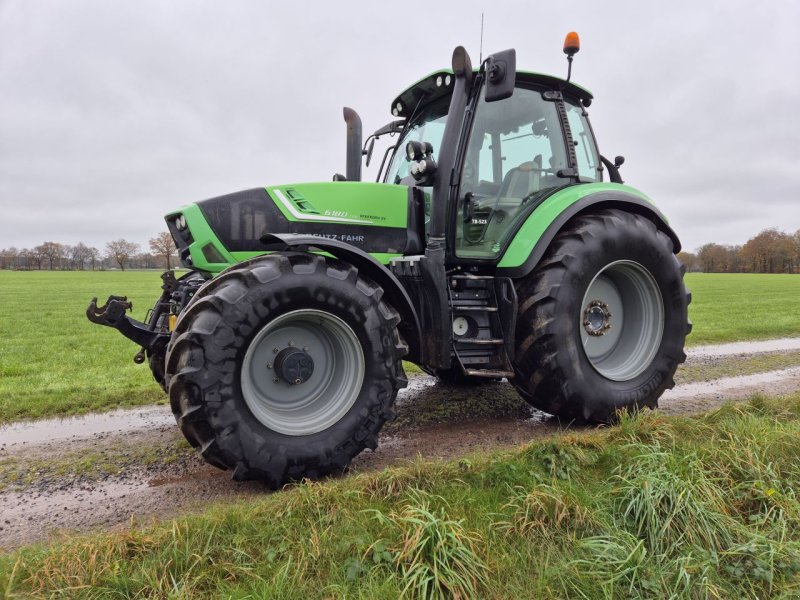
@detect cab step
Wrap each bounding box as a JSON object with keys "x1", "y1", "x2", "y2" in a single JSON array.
[
  {"x1": 464, "y1": 369, "x2": 515, "y2": 378},
  {"x1": 457, "y1": 337, "x2": 505, "y2": 345}
]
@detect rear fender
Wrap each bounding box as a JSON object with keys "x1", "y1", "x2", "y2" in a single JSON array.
[
  {"x1": 496, "y1": 187, "x2": 681, "y2": 279},
  {"x1": 260, "y1": 233, "x2": 422, "y2": 363}
]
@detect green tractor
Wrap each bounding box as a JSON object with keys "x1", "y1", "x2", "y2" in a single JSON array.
[{"x1": 88, "y1": 35, "x2": 690, "y2": 486}]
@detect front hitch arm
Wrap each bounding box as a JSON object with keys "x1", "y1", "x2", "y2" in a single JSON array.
[{"x1": 87, "y1": 295, "x2": 169, "y2": 352}]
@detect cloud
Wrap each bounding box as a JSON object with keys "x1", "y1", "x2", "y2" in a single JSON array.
[{"x1": 1, "y1": 0, "x2": 798, "y2": 252}]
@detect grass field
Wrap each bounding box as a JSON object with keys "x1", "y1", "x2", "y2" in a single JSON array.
[
  {"x1": 684, "y1": 273, "x2": 800, "y2": 345},
  {"x1": 3, "y1": 395, "x2": 800, "y2": 598},
  {"x1": 1, "y1": 271, "x2": 799, "y2": 423},
  {"x1": 0, "y1": 271, "x2": 170, "y2": 422}
]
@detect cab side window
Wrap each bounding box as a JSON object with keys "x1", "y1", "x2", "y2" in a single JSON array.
[{"x1": 564, "y1": 101, "x2": 601, "y2": 182}]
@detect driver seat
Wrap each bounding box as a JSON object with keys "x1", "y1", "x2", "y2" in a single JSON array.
[{"x1": 498, "y1": 154, "x2": 542, "y2": 199}]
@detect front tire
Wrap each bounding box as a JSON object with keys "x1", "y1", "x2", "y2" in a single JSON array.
[
  {"x1": 512, "y1": 209, "x2": 690, "y2": 423},
  {"x1": 164, "y1": 253, "x2": 407, "y2": 486}
]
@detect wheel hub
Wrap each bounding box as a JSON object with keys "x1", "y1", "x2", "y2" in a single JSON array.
[
  {"x1": 583, "y1": 300, "x2": 612, "y2": 336},
  {"x1": 579, "y1": 260, "x2": 664, "y2": 381},
  {"x1": 273, "y1": 347, "x2": 314, "y2": 385},
  {"x1": 241, "y1": 309, "x2": 365, "y2": 436}
]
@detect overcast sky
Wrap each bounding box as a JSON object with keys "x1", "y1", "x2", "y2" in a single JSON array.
[{"x1": 1, "y1": 0, "x2": 798, "y2": 254}]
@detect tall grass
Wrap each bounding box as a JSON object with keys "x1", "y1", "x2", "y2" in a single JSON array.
[
  {"x1": 497, "y1": 482, "x2": 596, "y2": 537},
  {"x1": 370, "y1": 489, "x2": 489, "y2": 599},
  {"x1": 614, "y1": 446, "x2": 733, "y2": 556},
  {"x1": 4, "y1": 393, "x2": 800, "y2": 598}
]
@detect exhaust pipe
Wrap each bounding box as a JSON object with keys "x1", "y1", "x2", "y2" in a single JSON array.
[{"x1": 343, "y1": 107, "x2": 362, "y2": 182}]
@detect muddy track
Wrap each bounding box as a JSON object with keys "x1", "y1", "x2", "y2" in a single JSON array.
[{"x1": 2, "y1": 338, "x2": 800, "y2": 551}]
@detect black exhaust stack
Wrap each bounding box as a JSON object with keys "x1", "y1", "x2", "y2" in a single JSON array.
[{"x1": 343, "y1": 107, "x2": 363, "y2": 182}]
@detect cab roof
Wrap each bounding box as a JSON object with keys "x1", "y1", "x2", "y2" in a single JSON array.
[{"x1": 390, "y1": 69, "x2": 593, "y2": 118}]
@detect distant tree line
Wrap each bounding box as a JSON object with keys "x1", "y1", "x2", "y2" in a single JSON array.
[
  {"x1": 0, "y1": 232, "x2": 177, "y2": 271},
  {"x1": 678, "y1": 228, "x2": 800, "y2": 274},
  {"x1": 4, "y1": 227, "x2": 799, "y2": 274}
]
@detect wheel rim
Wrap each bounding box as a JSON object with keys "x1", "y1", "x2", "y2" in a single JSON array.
[
  {"x1": 579, "y1": 260, "x2": 664, "y2": 381},
  {"x1": 241, "y1": 309, "x2": 365, "y2": 436}
]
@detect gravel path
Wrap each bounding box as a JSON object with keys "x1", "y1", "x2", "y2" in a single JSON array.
[
  {"x1": 2, "y1": 337, "x2": 799, "y2": 551},
  {"x1": 687, "y1": 337, "x2": 800, "y2": 358}
]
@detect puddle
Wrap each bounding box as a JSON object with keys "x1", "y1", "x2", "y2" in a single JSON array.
[
  {"x1": 0, "y1": 379, "x2": 445, "y2": 449},
  {"x1": 3, "y1": 337, "x2": 800, "y2": 449},
  {"x1": 688, "y1": 337, "x2": 800, "y2": 358},
  {"x1": 402, "y1": 375, "x2": 440, "y2": 394},
  {"x1": 662, "y1": 366, "x2": 800, "y2": 400},
  {"x1": 0, "y1": 376, "x2": 470, "y2": 449},
  {"x1": 0, "y1": 406, "x2": 175, "y2": 446}
]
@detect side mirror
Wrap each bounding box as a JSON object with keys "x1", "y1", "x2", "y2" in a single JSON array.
[
  {"x1": 364, "y1": 120, "x2": 404, "y2": 169},
  {"x1": 372, "y1": 120, "x2": 405, "y2": 137},
  {"x1": 614, "y1": 156, "x2": 625, "y2": 168},
  {"x1": 484, "y1": 49, "x2": 516, "y2": 102},
  {"x1": 364, "y1": 137, "x2": 376, "y2": 167}
]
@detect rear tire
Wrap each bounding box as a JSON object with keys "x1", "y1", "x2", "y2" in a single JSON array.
[
  {"x1": 512, "y1": 209, "x2": 690, "y2": 423},
  {"x1": 164, "y1": 253, "x2": 407, "y2": 486}
]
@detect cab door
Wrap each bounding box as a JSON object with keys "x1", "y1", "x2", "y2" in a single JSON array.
[{"x1": 454, "y1": 85, "x2": 573, "y2": 260}]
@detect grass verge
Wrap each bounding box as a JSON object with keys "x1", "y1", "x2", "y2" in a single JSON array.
[{"x1": 3, "y1": 393, "x2": 800, "y2": 598}]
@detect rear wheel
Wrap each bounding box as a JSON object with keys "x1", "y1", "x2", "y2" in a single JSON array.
[
  {"x1": 164, "y1": 253, "x2": 407, "y2": 486},
  {"x1": 512, "y1": 209, "x2": 690, "y2": 422}
]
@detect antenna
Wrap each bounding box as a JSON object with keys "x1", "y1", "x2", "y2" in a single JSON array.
[{"x1": 479, "y1": 13, "x2": 484, "y2": 63}]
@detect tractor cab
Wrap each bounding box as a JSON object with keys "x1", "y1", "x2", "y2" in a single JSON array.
[
  {"x1": 380, "y1": 51, "x2": 607, "y2": 266},
  {"x1": 384, "y1": 70, "x2": 600, "y2": 260}
]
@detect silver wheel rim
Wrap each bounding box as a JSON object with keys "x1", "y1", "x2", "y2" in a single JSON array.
[
  {"x1": 241, "y1": 309, "x2": 365, "y2": 436},
  {"x1": 579, "y1": 260, "x2": 664, "y2": 381}
]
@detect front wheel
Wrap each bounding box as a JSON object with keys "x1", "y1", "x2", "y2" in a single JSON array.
[
  {"x1": 164, "y1": 253, "x2": 407, "y2": 486},
  {"x1": 512, "y1": 209, "x2": 691, "y2": 423}
]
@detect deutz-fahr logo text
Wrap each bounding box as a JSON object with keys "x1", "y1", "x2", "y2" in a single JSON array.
[{"x1": 309, "y1": 233, "x2": 366, "y2": 244}]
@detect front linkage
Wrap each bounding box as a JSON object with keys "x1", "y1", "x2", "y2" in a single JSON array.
[{"x1": 86, "y1": 271, "x2": 204, "y2": 364}]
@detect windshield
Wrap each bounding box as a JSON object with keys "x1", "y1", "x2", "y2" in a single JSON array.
[{"x1": 384, "y1": 95, "x2": 450, "y2": 184}]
